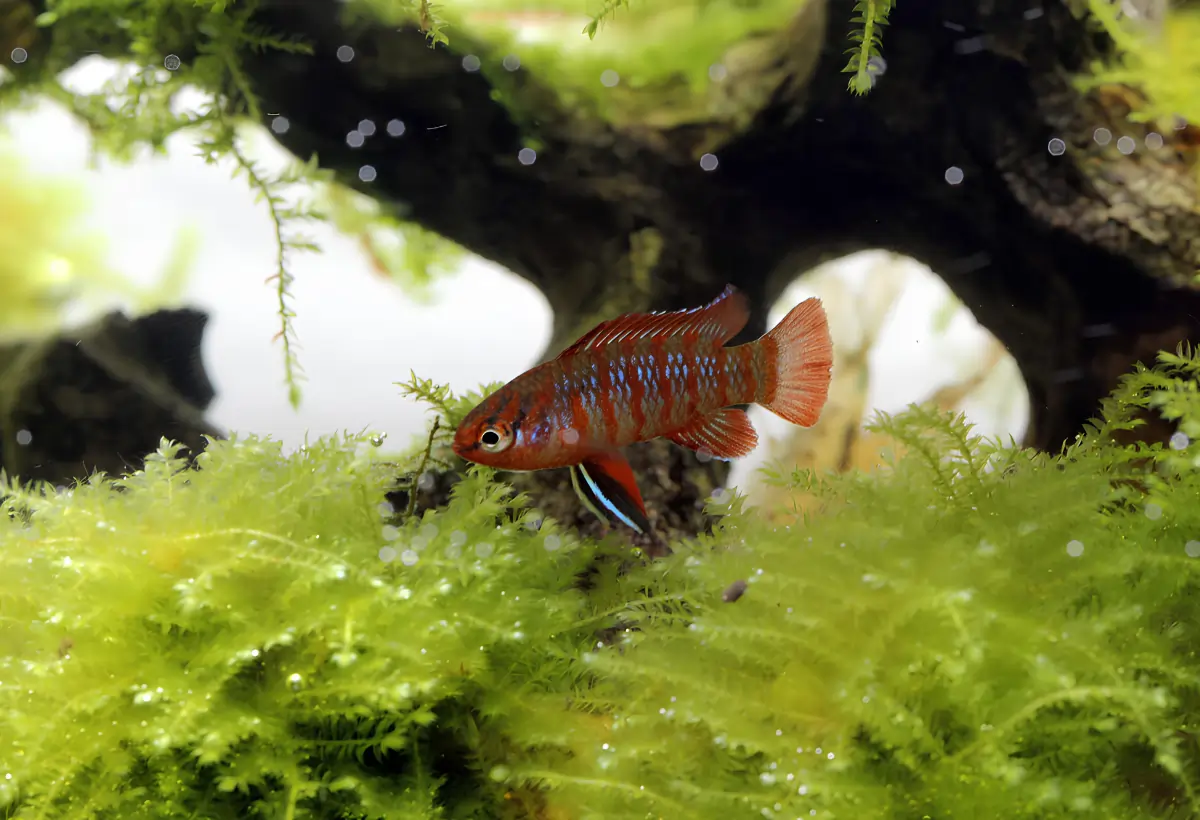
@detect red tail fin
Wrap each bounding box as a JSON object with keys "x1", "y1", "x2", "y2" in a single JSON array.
[{"x1": 758, "y1": 297, "x2": 833, "y2": 427}]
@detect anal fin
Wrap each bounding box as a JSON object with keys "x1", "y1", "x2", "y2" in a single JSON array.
[
  {"x1": 570, "y1": 450, "x2": 650, "y2": 534},
  {"x1": 668, "y1": 407, "x2": 758, "y2": 461}
]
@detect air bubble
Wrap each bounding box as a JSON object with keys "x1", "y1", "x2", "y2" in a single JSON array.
[
  {"x1": 1066, "y1": 539, "x2": 1084, "y2": 557},
  {"x1": 1047, "y1": 138, "x2": 1066, "y2": 156},
  {"x1": 346, "y1": 131, "x2": 365, "y2": 148},
  {"x1": 450, "y1": 530, "x2": 467, "y2": 547},
  {"x1": 382, "y1": 525, "x2": 400, "y2": 541},
  {"x1": 1117, "y1": 135, "x2": 1136, "y2": 154},
  {"x1": 945, "y1": 166, "x2": 964, "y2": 185},
  {"x1": 358, "y1": 119, "x2": 376, "y2": 137},
  {"x1": 1186, "y1": 541, "x2": 1200, "y2": 558},
  {"x1": 164, "y1": 54, "x2": 181, "y2": 71},
  {"x1": 760, "y1": 772, "x2": 776, "y2": 786},
  {"x1": 337, "y1": 45, "x2": 355, "y2": 62},
  {"x1": 1169, "y1": 431, "x2": 1189, "y2": 450},
  {"x1": 518, "y1": 148, "x2": 537, "y2": 165},
  {"x1": 288, "y1": 673, "x2": 303, "y2": 690},
  {"x1": 10, "y1": 48, "x2": 28, "y2": 64},
  {"x1": 359, "y1": 165, "x2": 377, "y2": 182},
  {"x1": 1145, "y1": 131, "x2": 1164, "y2": 149},
  {"x1": 862, "y1": 54, "x2": 886, "y2": 87},
  {"x1": 421, "y1": 523, "x2": 438, "y2": 540},
  {"x1": 502, "y1": 54, "x2": 521, "y2": 71},
  {"x1": 1145, "y1": 503, "x2": 1163, "y2": 521},
  {"x1": 378, "y1": 547, "x2": 397, "y2": 563},
  {"x1": 462, "y1": 54, "x2": 481, "y2": 72},
  {"x1": 475, "y1": 542, "x2": 494, "y2": 559},
  {"x1": 400, "y1": 549, "x2": 419, "y2": 566},
  {"x1": 15, "y1": 429, "x2": 31, "y2": 446},
  {"x1": 708, "y1": 63, "x2": 727, "y2": 81},
  {"x1": 271, "y1": 116, "x2": 290, "y2": 135},
  {"x1": 700, "y1": 153, "x2": 719, "y2": 171},
  {"x1": 600, "y1": 69, "x2": 619, "y2": 87},
  {"x1": 386, "y1": 119, "x2": 406, "y2": 137},
  {"x1": 544, "y1": 534, "x2": 562, "y2": 551},
  {"x1": 562, "y1": 428, "x2": 580, "y2": 445},
  {"x1": 1093, "y1": 127, "x2": 1112, "y2": 145}
]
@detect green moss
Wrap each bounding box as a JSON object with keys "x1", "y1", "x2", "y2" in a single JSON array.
[
  {"x1": 1078, "y1": 0, "x2": 1200, "y2": 131},
  {"x1": 352, "y1": 0, "x2": 806, "y2": 135},
  {"x1": 3, "y1": 346, "x2": 1199, "y2": 819},
  {"x1": 0, "y1": 433, "x2": 608, "y2": 819}
]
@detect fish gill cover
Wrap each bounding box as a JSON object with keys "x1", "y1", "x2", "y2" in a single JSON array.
[{"x1": 0, "y1": 347, "x2": 1198, "y2": 820}]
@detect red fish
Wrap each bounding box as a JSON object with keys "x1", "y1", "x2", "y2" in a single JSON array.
[{"x1": 451, "y1": 284, "x2": 833, "y2": 533}]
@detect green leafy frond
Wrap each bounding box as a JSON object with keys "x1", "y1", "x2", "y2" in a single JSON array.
[
  {"x1": 194, "y1": 122, "x2": 331, "y2": 409},
  {"x1": 396, "y1": 371, "x2": 505, "y2": 434},
  {"x1": 1078, "y1": 1, "x2": 1200, "y2": 135},
  {"x1": 583, "y1": 0, "x2": 632, "y2": 39},
  {"x1": 346, "y1": 0, "x2": 452, "y2": 45},
  {"x1": 416, "y1": 0, "x2": 452, "y2": 46},
  {"x1": 3, "y1": 0, "x2": 330, "y2": 406},
  {"x1": 4, "y1": 350, "x2": 1200, "y2": 819},
  {"x1": 843, "y1": 0, "x2": 895, "y2": 95}
]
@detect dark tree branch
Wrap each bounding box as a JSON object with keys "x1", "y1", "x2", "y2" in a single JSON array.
[
  {"x1": 4, "y1": 0, "x2": 1197, "y2": 525},
  {"x1": 239, "y1": 0, "x2": 1199, "y2": 459}
]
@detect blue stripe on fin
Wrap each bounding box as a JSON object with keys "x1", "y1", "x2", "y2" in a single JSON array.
[
  {"x1": 577, "y1": 463, "x2": 647, "y2": 534},
  {"x1": 570, "y1": 464, "x2": 610, "y2": 527}
]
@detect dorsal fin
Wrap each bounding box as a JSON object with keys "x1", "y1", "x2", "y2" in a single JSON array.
[{"x1": 557, "y1": 284, "x2": 749, "y2": 359}]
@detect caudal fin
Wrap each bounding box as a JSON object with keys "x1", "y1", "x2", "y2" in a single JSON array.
[{"x1": 758, "y1": 297, "x2": 833, "y2": 427}]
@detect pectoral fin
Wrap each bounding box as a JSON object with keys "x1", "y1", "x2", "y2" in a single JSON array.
[{"x1": 569, "y1": 450, "x2": 650, "y2": 534}]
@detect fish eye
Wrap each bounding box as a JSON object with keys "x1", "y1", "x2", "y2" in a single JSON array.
[{"x1": 479, "y1": 424, "x2": 513, "y2": 453}]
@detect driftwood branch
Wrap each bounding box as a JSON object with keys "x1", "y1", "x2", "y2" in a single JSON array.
[
  {"x1": 238, "y1": 0, "x2": 1200, "y2": 458},
  {"x1": 4, "y1": 0, "x2": 1198, "y2": 523}
]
